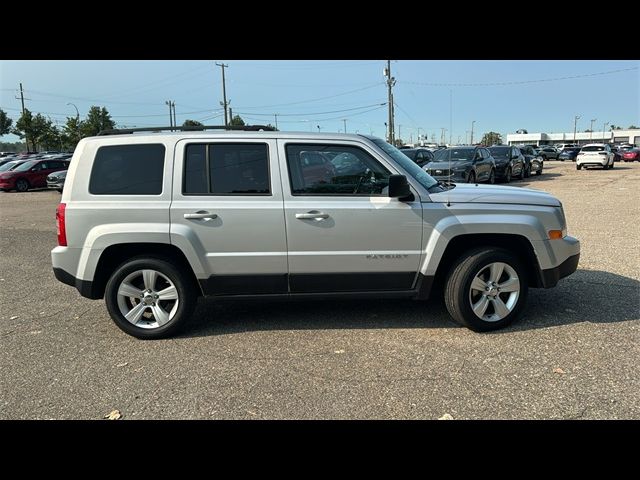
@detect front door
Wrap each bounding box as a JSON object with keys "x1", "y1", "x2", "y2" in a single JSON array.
[
  {"x1": 170, "y1": 139, "x2": 288, "y2": 295},
  {"x1": 278, "y1": 140, "x2": 424, "y2": 293}
]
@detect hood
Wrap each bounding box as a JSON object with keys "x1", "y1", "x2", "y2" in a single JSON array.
[{"x1": 429, "y1": 183, "x2": 561, "y2": 207}]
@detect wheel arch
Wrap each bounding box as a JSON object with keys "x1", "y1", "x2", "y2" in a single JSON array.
[{"x1": 89, "y1": 243, "x2": 202, "y2": 300}]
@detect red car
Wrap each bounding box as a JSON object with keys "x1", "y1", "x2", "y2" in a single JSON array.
[
  {"x1": 0, "y1": 158, "x2": 70, "y2": 192},
  {"x1": 622, "y1": 149, "x2": 640, "y2": 162}
]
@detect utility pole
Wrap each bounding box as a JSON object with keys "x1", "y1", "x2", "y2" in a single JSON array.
[
  {"x1": 573, "y1": 115, "x2": 581, "y2": 145},
  {"x1": 165, "y1": 100, "x2": 174, "y2": 129},
  {"x1": 171, "y1": 102, "x2": 176, "y2": 128},
  {"x1": 343, "y1": 119, "x2": 347, "y2": 134},
  {"x1": 449, "y1": 89, "x2": 453, "y2": 145},
  {"x1": 15, "y1": 83, "x2": 30, "y2": 151},
  {"x1": 398, "y1": 124, "x2": 401, "y2": 142},
  {"x1": 470, "y1": 120, "x2": 476, "y2": 145},
  {"x1": 590, "y1": 118, "x2": 597, "y2": 140},
  {"x1": 274, "y1": 114, "x2": 279, "y2": 130},
  {"x1": 216, "y1": 62, "x2": 229, "y2": 126},
  {"x1": 603, "y1": 122, "x2": 609, "y2": 143},
  {"x1": 384, "y1": 60, "x2": 396, "y2": 144},
  {"x1": 229, "y1": 108, "x2": 233, "y2": 124}
]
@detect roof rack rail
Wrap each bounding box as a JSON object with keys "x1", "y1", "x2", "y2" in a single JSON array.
[{"x1": 97, "y1": 125, "x2": 277, "y2": 136}]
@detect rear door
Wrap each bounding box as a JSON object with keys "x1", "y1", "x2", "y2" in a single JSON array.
[
  {"x1": 278, "y1": 139, "x2": 423, "y2": 293},
  {"x1": 170, "y1": 139, "x2": 288, "y2": 295}
]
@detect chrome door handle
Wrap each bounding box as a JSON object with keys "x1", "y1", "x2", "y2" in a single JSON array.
[
  {"x1": 295, "y1": 211, "x2": 329, "y2": 220},
  {"x1": 184, "y1": 211, "x2": 218, "y2": 220}
]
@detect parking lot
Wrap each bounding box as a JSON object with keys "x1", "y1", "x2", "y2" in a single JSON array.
[{"x1": 1, "y1": 161, "x2": 638, "y2": 419}]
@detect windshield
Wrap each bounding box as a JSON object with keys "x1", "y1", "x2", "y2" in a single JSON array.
[
  {"x1": 13, "y1": 160, "x2": 37, "y2": 172},
  {"x1": 0, "y1": 161, "x2": 23, "y2": 172},
  {"x1": 434, "y1": 148, "x2": 474, "y2": 162},
  {"x1": 370, "y1": 138, "x2": 437, "y2": 190},
  {"x1": 582, "y1": 145, "x2": 605, "y2": 152},
  {"x1": 488, "y1": 147, "x2": 510, "y2": 158}
]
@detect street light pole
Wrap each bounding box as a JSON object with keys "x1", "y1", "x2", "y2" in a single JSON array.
[
  {"x1": 573, "y1": 115, "x2": 581, "y2": 145},
  {"x1": 470, "y1": 120, "x2": 476, "y2": 145},
  {"x1": 590, "y1": 118, "x2": 597, "y2": 141},
  {"x1": 343, "y1": 119, "x2": 347, "y2": 134}
]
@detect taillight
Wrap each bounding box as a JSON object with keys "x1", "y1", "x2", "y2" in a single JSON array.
[{"x1": 56, "y1": 203, "x2": 67, "y2": 246}]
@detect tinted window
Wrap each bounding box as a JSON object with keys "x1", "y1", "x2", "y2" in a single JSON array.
[
  {"x1": 489, "y1": 147, "x2": 510, "y2": 158},
  {"x1": 183, "y1": 143, "x2": 270, "y2": 195},
  {"x1": 286, "y1": 144, "x2": 390, "y2": 195},
  {"x1": 89, "y1": 144, "x2": 165, "y2": 195},
  {"x1": 581, "y1": 145, "x2": 606, "y2": 152},
  {"x1": 402, "y1": 149, "x2": 417, "y2": 160}
]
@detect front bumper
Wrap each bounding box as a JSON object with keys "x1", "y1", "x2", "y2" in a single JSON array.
[
  {"x1": 533, "y1": 235, "x2": 580, "y2": 288},
  {"x1": 0, "y1": 180, "x2": 15, "y2": 189},
  {"x1": 539, "y1": 253, "x2": 580, "y2": 288},
  {"x1": 47, "y1": 181, "x2": 64, "y2": 189}
]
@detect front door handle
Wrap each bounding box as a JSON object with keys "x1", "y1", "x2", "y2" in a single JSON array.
[
  {"x1": 295, "y1": 211, "x2": 330, "y2": 220},
  {"x1": 184, "y1": 211, "x2": 218, "y2": 220}
]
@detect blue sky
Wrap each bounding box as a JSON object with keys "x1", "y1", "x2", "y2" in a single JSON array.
[{"x1": 1, "y1": 60, "x2": 638, "y2": 143}]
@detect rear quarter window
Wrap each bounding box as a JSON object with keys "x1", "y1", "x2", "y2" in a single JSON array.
[{"x1": 89, "y1": 144, "x2": 165, "y2": 195}]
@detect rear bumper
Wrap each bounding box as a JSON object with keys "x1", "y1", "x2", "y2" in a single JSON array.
[
  {"x1": 577, "y1": 157, "x2": 607, "y2": 166},
  {"x1": 47, "y1": 181, "x2": 64, "y2": 189},
  {"x1": 53, "y1": 267, "x2": 99, "y2": 299}
]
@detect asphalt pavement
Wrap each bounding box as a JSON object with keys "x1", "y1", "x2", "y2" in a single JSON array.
[{"x1": 0, "y1": 161, "x2": 638, "y2": 419}]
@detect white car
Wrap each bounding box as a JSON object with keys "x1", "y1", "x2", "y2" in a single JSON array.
[{"x1": 576, "y1": 144, "x2": 615, "y2": 170}]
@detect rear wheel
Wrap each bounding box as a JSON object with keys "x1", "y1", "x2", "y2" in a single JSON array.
[
  {"x1": 16, "y1": 179, "x2": 29, "y2": 192},
  {"x1": 105, "y1": 257, "x2": 197, "y2": 339},
  {"x1": 444, "y1": 248, "x2": 528, "y2": 332},
  {"x1": 577, "y1": 164, "x2": 582, "y2": 170}
]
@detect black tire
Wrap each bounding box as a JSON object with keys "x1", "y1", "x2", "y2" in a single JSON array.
[
  {"x1": 504, "y1": 167, "x2": 511, "y2": 183},
  {"x1": 15, "y1": 179, "x2": 29, "y2": 192},
  {"x1": 577, "y1": 164, "x2": 582, "y2": 170},
  {"x1": 535, "y1": 167, "x2": 542, "y2": 176},
  {"x1": 105, "y1": 257, "x2": 197, "y2": 339},
  {"x1": 444, "y1": 247, "x2": 528, "y2": 332},
  {"x1": 488, "y1": 169, "x2": 495, "y2": 184},
  {"x1": 518, "y1": 164, "x2": 525, "y2": 180},
  {"x1": 609, "y1": 161, "x2": 614, "y2": 169},
  {"x1": 467, "y1": 171, "x2": 476, "y2": 184},
  {"x1": 524, "y1": 165, "x2": 531, "y2": 178},
  {"x1": 540, "y1": 154, "x2": 547, "y2": 160},
  {"x1": 57, "y1": 189, "x2": 62, "y2": 193}
]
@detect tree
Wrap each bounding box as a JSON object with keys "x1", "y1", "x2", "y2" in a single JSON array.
[
  {"x1": 81, "y1": 106, "x2": 115, "y2": 137},
  {"x1": 584, "y1": 129, "x2": 593, "y2": 133},
  {"x1": 609, "y1": 124, "x2": 623, "y2": 131},
  {"x1": 62, "y1": 116, "x2": 82, "y2": 150},
  {"x1": 516, "y1": 129, "x2": 528, "y2": 134},
  {"x1": 393, "y1": 138, "x2": 405, "y2": 147},
  {"x1": 13, "y1": 110, "x2": 53, "y2": 151},
  {"x1": 0, "y1": 108, "x2": 13, "y2": 136},
  {"x1": 628, "y1": 125, "x2": 638, "y2": 129},
  {"x1": 229, "y1": 115, "x2": 245, "y2": 126},
  {"x1": 265, "y1": 123, "x2": 278, "y2": 131},
  {"x1": 480, "y1": 131, "x2": 502, "y2": 146},
  {"x1": 182, "y1": 119, "x2": 204, "y2": 127}
]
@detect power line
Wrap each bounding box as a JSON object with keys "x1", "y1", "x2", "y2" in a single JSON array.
[
  {"x1": 235, "y1": 103, "x2": 386, "y2": 117},
  {"x1": 233, "y1": 83, "x2": 383, "y2": 109},
  {"x1": 401, "y1": 67, "x2": 639, "y2": 87}
]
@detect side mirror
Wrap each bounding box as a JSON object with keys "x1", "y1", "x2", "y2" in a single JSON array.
[{"x1": 388, "y1": 174, "x2": 412, "y2": 199}]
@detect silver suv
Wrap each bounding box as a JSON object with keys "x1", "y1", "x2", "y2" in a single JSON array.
[{"x1": 51, "y1": 126, "x2": 580, "y2": 339}]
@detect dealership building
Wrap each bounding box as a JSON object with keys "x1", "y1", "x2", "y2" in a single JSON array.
[{"x1": 506, "y1": 129, "x2": 640, "y2": 147}]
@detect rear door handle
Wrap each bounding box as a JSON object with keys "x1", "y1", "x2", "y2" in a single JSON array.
[
  {"x1": 295, "y1": 211, "x2": 329, "y2": 220},
  {"x1": 184, "y1": 211, "x2": 218, "y2": 220}
]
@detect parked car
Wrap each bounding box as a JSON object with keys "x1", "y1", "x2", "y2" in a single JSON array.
[
  {"x1": 488, "y1": 146, "x2": 526, "y2": 182},
  {"x1": 517, "y1": 145, "x2": 543, "y2": 176},
  {"x1": 0, "y1": 158, "x2": 70, "y2": 192},
  {"x1": 555, "y1": 143, "x2": 578, "y2": 152},
  {"x1": 576, "y1": 144, "x2": 615, "y2": 170},
  {"x1": 400, "y1": 148, "x2": 435, "y2": 167},
  {"x1": 51, "y1": 127, "x2": 580, "y2": 339},
  {"x1": 423, "y1": 146, "x2": 496, "y2": 184},
  {"x1": 558, "y1": 147, "x2": 581, "y2": 162},
  {"x1": 622, "y1": 148, "x2": 640, "y2": 162},
  {"x1": 537, "y1": 146, "x2": 560, "y2": 160},
  {"x1": 47, "y1": 169, "x2": 68, "y2": 192}
]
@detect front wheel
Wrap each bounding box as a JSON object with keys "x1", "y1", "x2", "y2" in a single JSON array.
[
  {"x1": 535, "y1": 167, "x2": 542, "y2": 176},
  {"x1": 467, "y1": 171, "x2": 476, "y2": 184},
  {"x1": 444, "y1": 248, "x2": 528, "y2": 332},
  {"x1": 105, "y1": 257, "x2": 197, "y2": 339}
]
